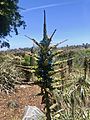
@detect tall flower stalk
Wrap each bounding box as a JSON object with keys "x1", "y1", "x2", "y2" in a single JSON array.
[{"x1": 25, "y1": 10, "x2": 66, "y2": 120}]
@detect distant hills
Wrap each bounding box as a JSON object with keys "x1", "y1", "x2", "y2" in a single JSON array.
[{"x1": 0, "y1": 43, "x2": 90, "y2": 53}]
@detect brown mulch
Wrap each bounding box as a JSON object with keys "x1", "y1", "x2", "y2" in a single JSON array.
[{"x1": 0, "y1": 85, "x2": 44, "y2": 120}]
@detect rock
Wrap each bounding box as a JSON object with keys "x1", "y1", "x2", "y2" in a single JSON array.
[
  {"x1": 22, "y1": 105, "x2": 45, "y2": 120},
  {"x1": 7, "y1": 100, "x2": 19, "y2": 109}
]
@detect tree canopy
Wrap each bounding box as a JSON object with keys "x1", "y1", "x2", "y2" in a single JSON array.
[{"x1": 0, "y1": 0, "x2": 26, "y2": 48}]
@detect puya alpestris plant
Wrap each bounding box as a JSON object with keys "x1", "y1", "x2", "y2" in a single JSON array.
[{"x1": 25, "y1": 10, "x2": 67, "y2": 120}]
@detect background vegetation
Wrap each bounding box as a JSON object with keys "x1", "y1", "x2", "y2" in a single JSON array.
[{"x1": 0, "y1": 44, "x2": 90, "y2": 120}]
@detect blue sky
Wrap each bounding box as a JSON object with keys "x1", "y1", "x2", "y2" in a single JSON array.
[{"x1": 4, "y1": 0, "x2": 90, "y2": 49}]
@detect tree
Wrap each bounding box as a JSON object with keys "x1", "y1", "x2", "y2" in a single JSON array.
[{"x1": 0, "y1": 0, "x2": 26, "y2": 48}]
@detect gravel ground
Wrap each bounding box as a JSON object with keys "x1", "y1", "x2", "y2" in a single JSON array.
[{"x1": 0, "y1": 85, "x2": 44, "y2": 120}]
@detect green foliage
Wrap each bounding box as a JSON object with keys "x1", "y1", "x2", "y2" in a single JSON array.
[
  {"x1": 0, "y1": 0, "x2": 26, "y2": 48},
  {"x1": 20, "y1": 48, "x2": 36, "y2": 82},
  {"x1": 0, "y1": 0, "x2": 26, "y2": 38},
  {"x1": 22, "y1": 55, "x2": 31, "y2": 66}
]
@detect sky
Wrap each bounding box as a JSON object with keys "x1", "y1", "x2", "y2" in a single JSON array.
[{"x1": 2, "y1": 0, "x2": 90, "y2": 49}]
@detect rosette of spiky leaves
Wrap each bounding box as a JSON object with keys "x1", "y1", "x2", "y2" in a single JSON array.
[
  {"x1": 51, "y1": 72, "x2": 90, "y2": 120},
  {"x1": 0, "y1": 53, "x2": 22, "y2": 93}
]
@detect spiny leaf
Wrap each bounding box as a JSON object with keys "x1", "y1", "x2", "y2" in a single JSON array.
[
  {"x1": 25, "y1": 35, "x2": 41, "y2": 48},
  {"x1": 49, "y1": 67, "x2": 67, "y2": 76},
  {"x1": 50, "y1": 39, "x2": 68, "y2": 50}
]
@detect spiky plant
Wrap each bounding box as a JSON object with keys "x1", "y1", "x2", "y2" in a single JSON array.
[
  {"x1": 21, "y1": 46, "x2": 35, "y2": 82},
  {"x1": 67, "y1": 51, "x2": 73, "y2": 74},
  {"x1": 21, "y1": 11, "x2": 90, "y2": 120},
  {"x1": 24, "y1": 10, "x2": 67, "y2": 120},
  {"x1": 0, "y1": 53, "x2": 22, "y2": 93}
]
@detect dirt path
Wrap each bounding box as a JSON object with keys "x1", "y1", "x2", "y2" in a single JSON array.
[{"x1": 0, "y1": 85, "x2": 43, "y2": 120}]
